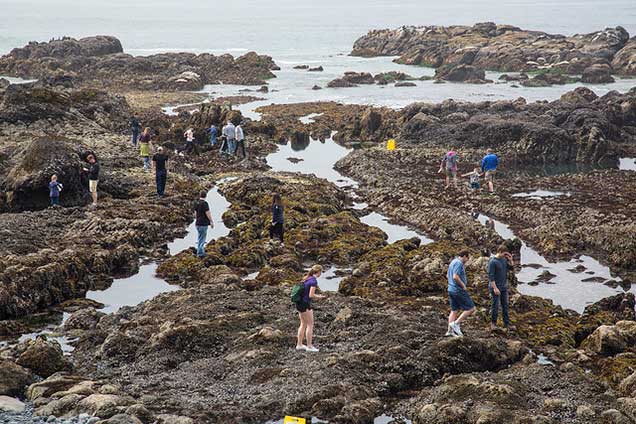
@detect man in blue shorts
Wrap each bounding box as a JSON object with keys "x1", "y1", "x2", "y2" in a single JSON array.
[{"x1": 446, "y1": 251, "x2": 476, "y2": 336}]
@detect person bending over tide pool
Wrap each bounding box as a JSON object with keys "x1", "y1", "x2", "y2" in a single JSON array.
[
  {"x1": 295, "y1": 265, "x2": 326, "y2": 352},
  {"x1": 193, "y1": 191, "x2": 214, "y2": 258},
  {"x1": 488, "y1": 244, "x2": 514, "y2": 330},
  {"x1": 446, "y1": 251, "x2": 476, "y2": 337}
]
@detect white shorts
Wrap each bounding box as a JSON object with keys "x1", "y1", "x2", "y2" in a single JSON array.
[{"x1": 89, "y1": 180, "x2": 98, "y2": 193}]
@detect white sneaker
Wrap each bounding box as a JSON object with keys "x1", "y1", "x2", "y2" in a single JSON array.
[
  {"x1": 445, "y1": 328, "x2": 454, "y2": 337},
  {"x1": 295, "y1": 345, "x2": 307, "y2": 351},
  {"x1": 451, "y1": 321, "x2": 463, "y2": 337},
  {"x1": 305, "y1": 346, "x2": 320, "y2": 353}
]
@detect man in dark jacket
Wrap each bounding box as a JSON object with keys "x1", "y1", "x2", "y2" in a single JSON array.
[{"x1": 488, "y1": 244, "x2": 514, "y2": 330}]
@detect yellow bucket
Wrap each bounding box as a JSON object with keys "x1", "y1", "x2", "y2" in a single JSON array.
[
  {"x1": 284, "y1": 417, "x2": 306, "y2": 424},
  {"x1": 387, "y1": 139, "x2": 396, "y2": 151}
]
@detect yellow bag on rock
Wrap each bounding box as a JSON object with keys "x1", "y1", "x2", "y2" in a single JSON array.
[
  {"x1": 284, "y1": 417, "x2": 306, "y2": 424},
  {"x1": 387, "y1": 139, "x2": 396, "y2": 151}
]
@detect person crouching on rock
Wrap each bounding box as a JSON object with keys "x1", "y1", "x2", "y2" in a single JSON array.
[
  {"x1": 296, "y1": 264, "x2": 326, "y2": 352},
  {"x1": 193, "y1": 191, "x2": 214, "y2": 258},
  {"x1": 82, "y1": 154, "x2": 100, "y2": 208},
  {"x1": 139, "y1": 127, "x2": 153, "y2": 172},
  {"x1": 446, "y1": 251, "x2": 476, "y2": 337},
  {"x1": 48, "y1": 174, "x2": 63, "y2": 207},
  {"x1": 270, "y1": 194, "x2": 284, "y2": 244}
]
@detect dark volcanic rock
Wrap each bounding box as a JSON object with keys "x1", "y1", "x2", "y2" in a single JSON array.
[
  {"x1": 0, "y1": 36, "x2": 278, "y2": 90},
  {"x1": 352, "y1": 23, "x2": 632, "y2": 75},
  {"x1": 582, "y1": 64, "x2": 615, "y2": 83},
  {"x1": 0, "y1": 359, "x2": 34, "y2": 396},
  {"x1": 308, "y1": 66, "x2": 324, "y2": 72},
  {"x1": 612, "y1": 37, "x2": 636, "y2": 75},
  {"x1": 435, "y1": 64, "x2": 490, "y2": 83}
]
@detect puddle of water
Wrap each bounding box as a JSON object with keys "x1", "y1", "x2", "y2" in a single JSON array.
[
  {"x1": 266, "y1": 137, "x2": 357, "y2": 188},
  {"x1": 167, "y1": 177, "x2": 235, "y2": 254},
  {"x1": 361, "y1": 212, "x2": 433, "y2": 245},
  {"x1": 619, "y1": 157, "x2": 636, "y2": 171},
  {"x1": 352, "y1": 201, "x2": 369, "y2": 210},
  {"x1": 85, "y1": 263, "x2": 179, "y2": 315},
  {"x1": 537, "y1": 354, "x2": 555, "y2": 366},
  {"x1": 0, "y1": 75, "x2": 37, "y2": 84},
  {"x1": 298, "y1": 112, "x2": 323, "y2": 124},
  {"x1": 476, "y1": 213, "x2": 632, "y2": 312},
  {"x1": 320, "y1": 267, "x2": 348, "y2": 292},
  {"x1": 242, "y1": 270, "x2": 260, "y2": 281},
  {"x1": 512, "y1": 190, "x2": 569, "y2": 199}
]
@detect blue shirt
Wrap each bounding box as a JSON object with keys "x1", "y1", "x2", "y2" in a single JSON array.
[
  {"x1": 481, "y1": 153, "x2": 499, "y2": 172},
  {"x1": 209, "y1": 126, "x2": 217, "y2": 140},
  {"x1": 447, "y1": 257, "x2": 467, "y2": 293},
  {"x1": 302, "y1": 276, "x2": 318, "y2": 304}
]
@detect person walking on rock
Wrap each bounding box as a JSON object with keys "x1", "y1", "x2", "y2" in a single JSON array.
[
  {"x1": 235, "y1": 122, "x2": 246, "y2": 159},
  {"x1": 83, "y1": 154, "x2": 100, "y2": 208},
  {"x1": 222, "y1": 121, "x2": 236, "y2": 155},
  {"x1": 481, "y1": 148, "x2": 499, "y2": 194},
  {"x1": 152, "y1": 146, "x2": 169, "y2": 197},
  {"x1": 446, "y1": 251, "x2": 476, "y2": 337},
  {"x1": 208, "y1": 124, "x2": 218, "y2": 147},
  {"x1": 139, "y1": 127, "x2": 153, "y2": 172},
  {"x1": 439, "y1": 148, "x2": 459, "y2": 189},
  {"x1": 488, "y1": 244, "x2": 514, "y2": 330},
  {"x1": 194, "y1": 191, "x2": 213, "y2": 258},
  {"x1": 269, "y1": 194, "x2": 284, "y2": 244},
  {"x1": 48, "y1": 174, "x2": 63, "y2": 207},
  {"x1": 130, "y1": 116, "x2": 141, "y2": 146},
  {"x1": 296, "y1": 264, "x2": 326, "y2": 352}
]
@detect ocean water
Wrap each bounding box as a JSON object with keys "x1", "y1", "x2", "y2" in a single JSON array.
[
  {"x1": 2, "y1": 1, "x2": 635, "y2": 107},
  {"x1": 1, "y1": 0, "x2": 636, "y2": 58}
]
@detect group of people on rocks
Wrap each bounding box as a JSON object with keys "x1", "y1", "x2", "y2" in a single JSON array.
[
  {"x1": 439, "y1": 147, "x2": 499, "y2": 194},
  {"x1": 49, "y1": 117, "x2": 512, "y2": 352}
]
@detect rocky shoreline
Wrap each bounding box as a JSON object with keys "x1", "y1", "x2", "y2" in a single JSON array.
[
  {"x1": 352, "y1": 23, "x2": 636, "y2": 83},
  {"x1": 1, "y1": 30, "x2": 636, "y2": 424}
]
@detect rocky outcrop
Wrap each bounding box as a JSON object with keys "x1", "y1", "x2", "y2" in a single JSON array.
[
  {"x1": 15, "y1": 337, "x2": 72, "y2": 378},
  {"x1": 434, "y1": 64, "x2": 491, "y2": 83},
  {"x1": 397, "y1": 89, "x2": 636, "y2": 165},
  {"x1": 0, "y1": 359, "x2": 34, "y2": 396},
  {"x1": 582, "y1": 63, "x2": 615, "y2": 83},
  {"x1": 352, "y1": 23, "x2": 632, "y2": 76},
  {"x1": 612, "y1": 37, "x2": 636, "y2": 75},
  {"x1": 0, "y1": 36, "x2": 278, "y2": 90}
]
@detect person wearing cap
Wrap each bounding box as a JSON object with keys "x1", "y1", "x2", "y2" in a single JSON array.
[{"x1": 152, "y1": 146, "x2": 169, "y2": 197}]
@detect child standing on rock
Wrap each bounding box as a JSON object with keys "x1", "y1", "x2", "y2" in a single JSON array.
[
  {"x1": 139, "y1": 127, "x2": 153, "y2": 172},
  {"x1": 48, "y1": 174, "x2": 63, "y2": 206},
  {"x1": 295, "y1": 265, "x2": 326, "y2": 352},
  {"x1": 462, "y1": 167, "x2": 483, "y2": 190}
]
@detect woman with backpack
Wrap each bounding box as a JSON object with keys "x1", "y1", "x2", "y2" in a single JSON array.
[{"x1": 294, "y1": 264, "x2": 325, "y2": 352}]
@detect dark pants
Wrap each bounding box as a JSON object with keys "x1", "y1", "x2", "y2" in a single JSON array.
[
  {"x1": 50, "y1": 196, "x2": 59, "y2": 206},
  {"x1": 269, "y1": 222, "x2": 284, "y2": 242},
  {"x1": 236, "y1": 140, "x2": 246, "y2": 158},
  {"x1": 490, "y1": 286, "x2": 510, "y2": 326},
  {"x1": 132, "y1": 130, "x2": 139, "y2": 146},
  {"x1": 219, "y1": 138, "x2": 228, "y2": 154},
  {"x1": 156, "y1": 170, "x2": 167, "y2": 196}
]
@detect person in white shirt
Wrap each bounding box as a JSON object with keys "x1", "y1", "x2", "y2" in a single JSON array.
[
  {"x1": 222, "y1": 121, "x2": 236, "y2": 155},
  {"x1": 235, "y1": 123, "x2": 246, "y2": 158}
]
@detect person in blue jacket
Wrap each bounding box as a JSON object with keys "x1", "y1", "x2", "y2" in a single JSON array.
[{"x1": 481, "y1": 148, "x2": 499, "y2": 194}]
